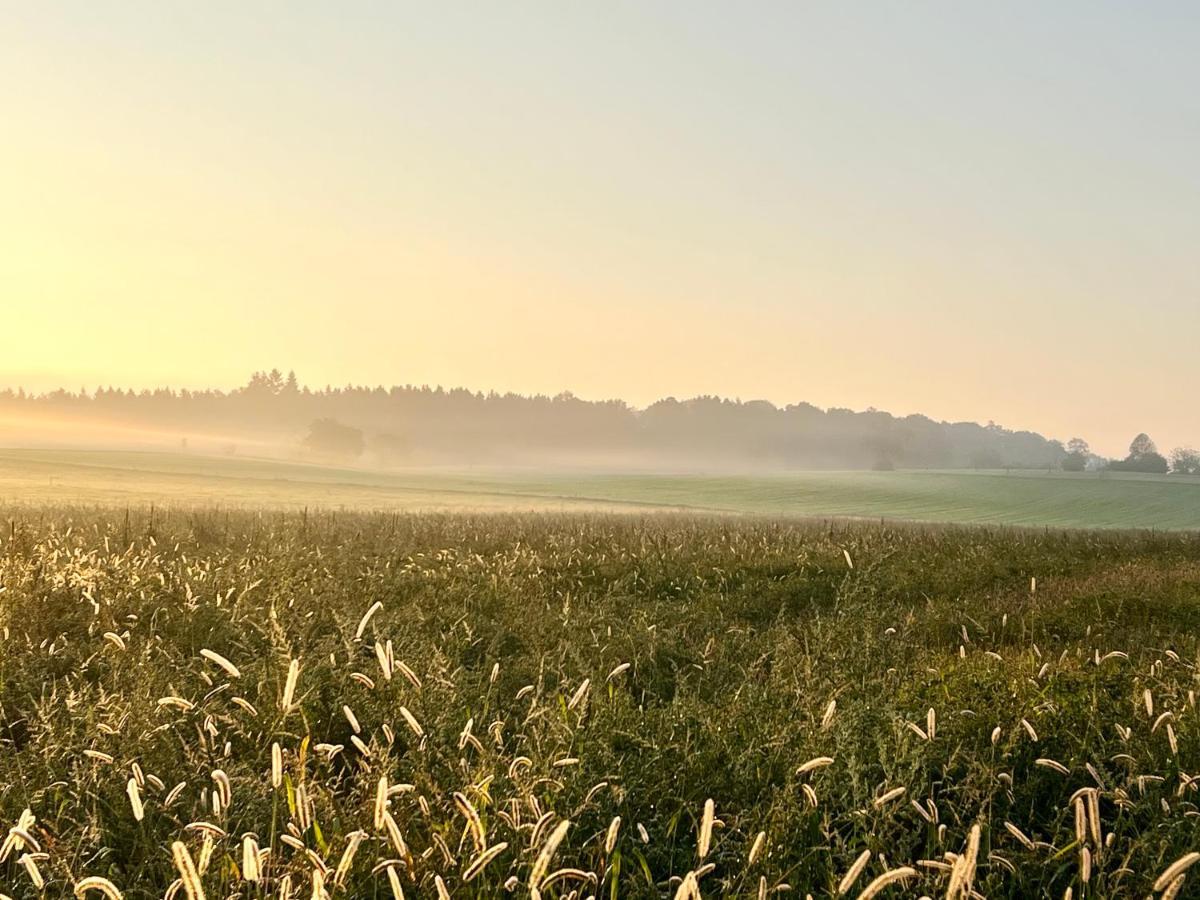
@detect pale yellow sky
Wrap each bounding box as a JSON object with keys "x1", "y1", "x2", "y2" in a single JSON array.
[{"x1": 2, "y1": 3, "x2": 1198, "y2": 456}]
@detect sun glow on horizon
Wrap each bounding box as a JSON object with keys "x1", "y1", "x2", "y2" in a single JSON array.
[{"x1": 3, "y1": 2, "x2": 1199, "y2": 458}]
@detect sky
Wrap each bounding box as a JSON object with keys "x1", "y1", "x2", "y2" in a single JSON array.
[{"x1": 2, "y1": 2, "x2": 1198, "y2": 457}]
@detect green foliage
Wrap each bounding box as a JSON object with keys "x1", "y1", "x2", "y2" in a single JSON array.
[
  {"x1": 302, "y1": 418, "x2": 365, "y2": 458},
  {"x1": 0, "y1": 510, "x2": 1199, "y2": 897}
]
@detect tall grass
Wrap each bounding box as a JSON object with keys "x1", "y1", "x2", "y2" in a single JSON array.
[{"x1": 1, "y1": 508, "x2": 1199, "y2": 897}]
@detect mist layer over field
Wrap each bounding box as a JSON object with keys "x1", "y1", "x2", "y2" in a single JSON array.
[
  {"x1": 2, "y1": 449, "x2": 1199, "y2": 530},
  {"x1": 0, "y1": 376, "x2": 1074, "y2": 472}
]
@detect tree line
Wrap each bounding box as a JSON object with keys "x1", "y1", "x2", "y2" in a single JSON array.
[
  {"x1": 1, "y1": 369, "x2": 1191, "y2": 473},
  {"x1": 1061, "y1": 434, "x2": 1200, "y2": 476}
]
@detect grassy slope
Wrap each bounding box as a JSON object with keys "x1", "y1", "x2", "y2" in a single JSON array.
[
  {"x1": 2, "y1": 448, "x2": 1200, "y2": 529},
  {"x1": 2, "y1": 510, "x2": 1200, "y2": 897},
  {"x1": 0, "y1": 449, "x2": 666, "y2": 514}
]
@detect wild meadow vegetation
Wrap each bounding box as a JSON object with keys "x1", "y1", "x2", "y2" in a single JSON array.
[{"x1": 2, "y1": 509, "x2": 1200, "y2": 898}]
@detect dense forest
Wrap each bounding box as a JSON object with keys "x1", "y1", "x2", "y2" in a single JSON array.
[{"x1": 0, "y1": 370, "x2": 1077, "y2": 470}]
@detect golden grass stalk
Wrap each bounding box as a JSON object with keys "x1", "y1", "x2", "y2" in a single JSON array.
[
  {"x1": 821, "y1": 699, "x2": 837, "y2": 730},
  {"x1": 7, "y1": 827, "x2": 39, "y2": 854},
  {"x1": 398, "y1": 706, "x2": 424, "y2": 738},
  {"x1": 382, "y1": 812, "x2": 414, "y2": 871},
  {"x1": 374, "y1": 642, "x2": 392, "y2": 681},
  {"x1": 453, "y1": 791, "x2": 486, "y2": 854},
  {"x1": 905, "y1": 722, "x2": 929, "y2": 741},
  {"x1": 171, "y1": 841, "x2": 206, "y2": 900},
  {"x1": 386, "y1": 865, "x2": 405, "y2": 899},
  {"x1": 856, "y1": 866, "x2": 916, "y2": 899},
  {"x1": 396, "y1": 660, "x2": 422, "y2": 689},
  {"x1": 1163, "y1": 874, "x2": 1187, "y2": 900},
  {"x1": 196, "y1": 834, "x2": 215, "y2": 876},
  {"x1": 1087, "y1": 789, "x2": 1102, "y2": 848},
  {"x1": 946, "y1": 824, "x2": 981, "y2": 900},
  {"x1": 199, "y1": 649, "x2": 241, "y2": 679},
  {"x1": 1155, "y1": 853, "x2": 1200, "y2": 891},
  {"x1": 529, "y1": 819, "x2": 571, "y2": 892},
  {"x1": 1035, "y1": 758, "x2": 1069, "y2": 776},
  {"x1": 354, "y1": 601, "x2": 383, "y2": 640},
  {"x1": 102, "y1": 632, "x2": 126, "y2": 651},
  {"x1": 333, "y1": 830, "x2": 366, "y2": 885},
  {"x1": 748, "y1": 830, "x2": 766, "y2": 866},
  {"x1": 126, "y1": 778, "x2": 144, "y2": 822},
  {"x1": 605, "y1": 816, "x2": 622, "y2": 855},
  {"x1": 185, "y1": 821, "x2": 227, "y2": 839},
  {"x1": 698, "y1": 798, "x2": 715, "y2": 859},
  {"x1": 673, "y1": 871, "x2": 701, "y2": 900},
  {"x1": 281, "y1": 658, "x2": 300, "y2": 711},
  {"x1": 837, "y1": 849, "x2": 872, "y2": 895},
  {"x1": 374, "y1": 776, "x2": 389, "y2": 829},
  {"x1": 463, "y1": 842, "x2": 509, "y2": 882},
  {"x1": 231, "y1": 697, "x2": 258, "y2": 717},
  {"x1": 802, "y1": 784, "x2": 819, "y2": 807},
  {"x1": 19, "y1": 853, "x2": 45, "y2": 889},
  {"x1": 567, "y1": 678, "x2": 590, "y2": 710},
  {"x1": 165, "y1": 782, "x2": 187, "y2": 808},
  {"x1": 242, "y1": 836, "x2": 260, "y2": 882},
  {"x1": 1004, "y1": 821, "x2": 1034, "y2": 851},
  {"x1": 211, "y1": 770, "x2": 231, "y2": 809},
  {"x1": 73, "y1": 876, "x2": 124, "y2": 899},
  {"x1": 797, "y1": 756, "x2": 835, "y2": 775},
  {"x1": 873, "y1": 787, "x2": 905, "y2": 808},
  {"x1": 607, "y1": 662, "x2": 631, "y2": 681}
]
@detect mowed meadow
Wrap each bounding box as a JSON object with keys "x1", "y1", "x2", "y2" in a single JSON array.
[
  {"x1": 3, "y1": 449, "x2": 1200, "y2": 530},
  {"x1": 3, "y1": 510, "x2": 1200, "y2": 897}
]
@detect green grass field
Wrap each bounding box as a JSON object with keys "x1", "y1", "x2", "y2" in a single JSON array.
[
  {"x1": 3, "y1": 509, "x2": 1200, "y2": 897},
  {"x1": 2, "y1": 448, "x2": 1199, "y2": 529}
]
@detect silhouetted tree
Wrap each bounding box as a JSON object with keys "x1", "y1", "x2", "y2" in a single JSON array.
[
  {"x1": 1170, "y1": 447, "x2": 1200, "y2": 476},
  {"x1": 1129, "y1": 433, "x2": 1157, "y2": 458},
  {"x1": 303, "y1": 419, "x2": 364, "y2": 459},
  {"x1": 1062, "y1": 437, "x2": 1090, "y2": 472},
  {"x1": 1110, "y1": 433, "x2": 1169, "y2": 474}
]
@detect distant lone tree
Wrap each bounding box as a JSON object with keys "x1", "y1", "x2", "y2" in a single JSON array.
[
  {"x1": 303, "y1": 418, "x2": 364, "y2": 459},
  {"x1": 1062, "y1": 437, "x2": 1090, "y2": 472},
  {"x1": 1130, "y1": 433, "x2": 1157, "y2": 458},
  {"x1": 1170, "y1": 447, "x2": 1200, "y2": 476},
  {"x1": 1109, "y1": 433, "x2": 1169, "y2": 474}
]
